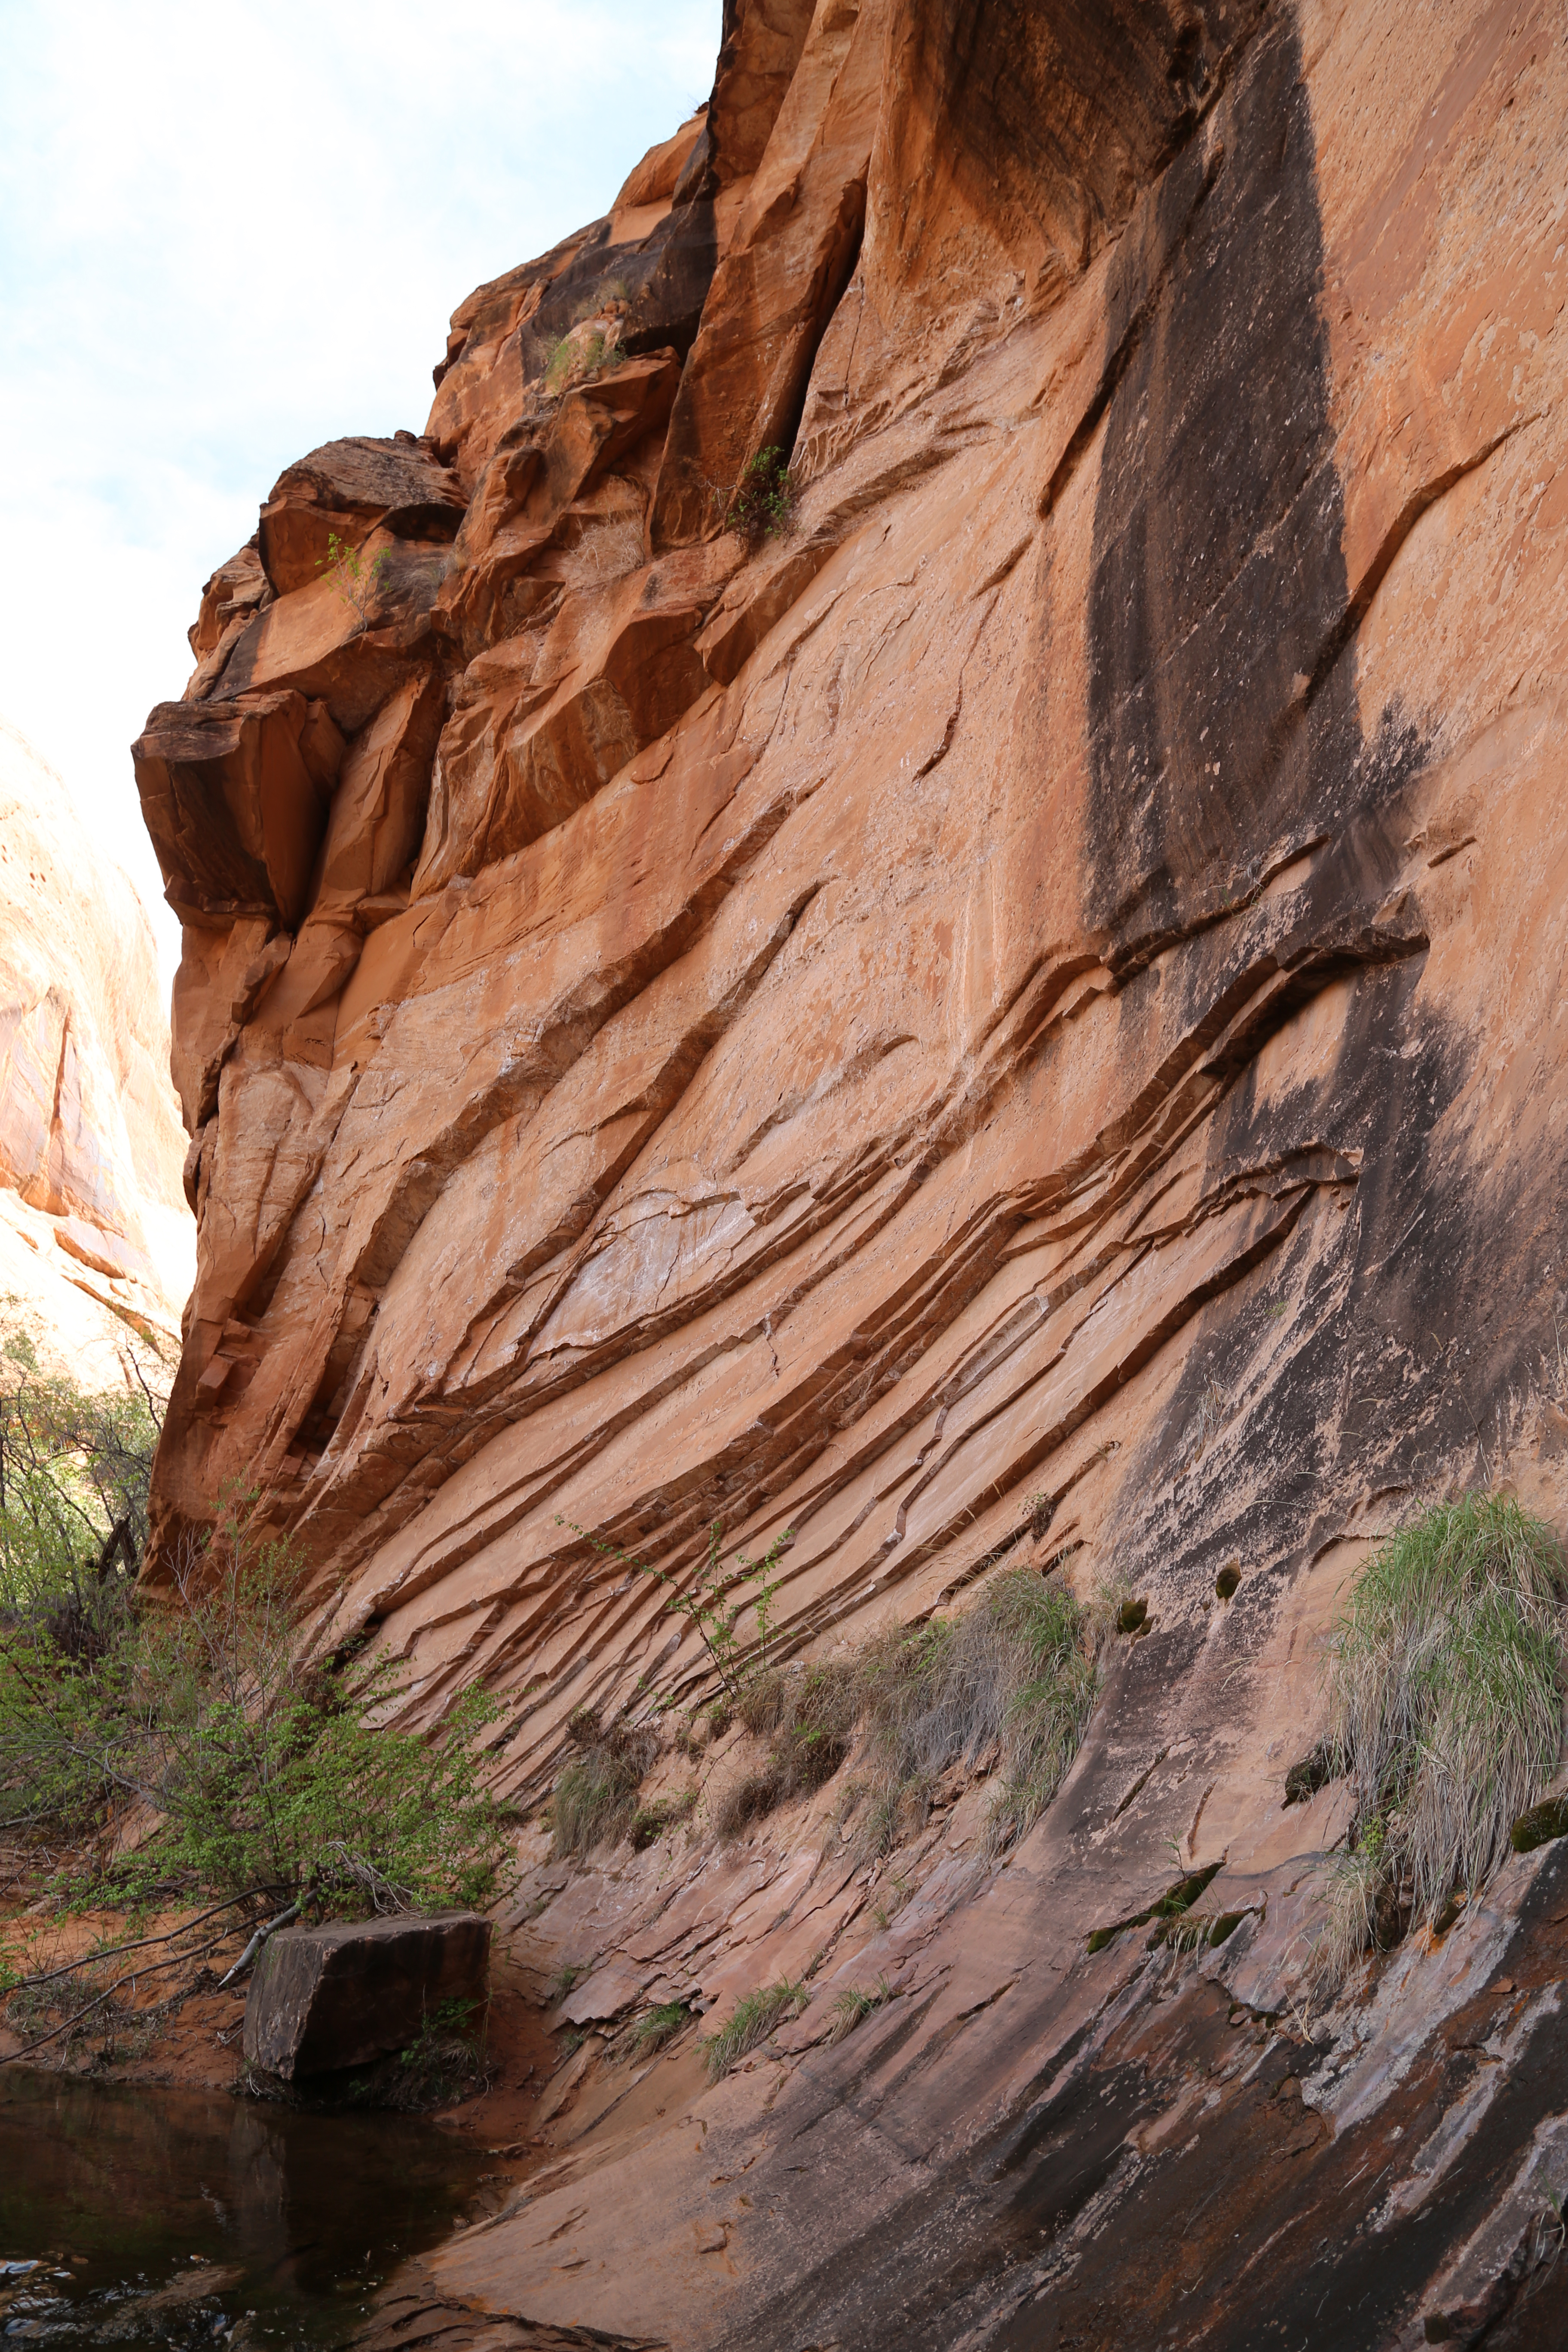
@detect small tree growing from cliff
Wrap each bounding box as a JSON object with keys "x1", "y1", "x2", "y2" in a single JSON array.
[
  {"x1": 557, "y1": 1512, "x2": 793, "y2": 1704},
  {"x1": 317, "y1": 530, "x2": 389, "y2": 634}
]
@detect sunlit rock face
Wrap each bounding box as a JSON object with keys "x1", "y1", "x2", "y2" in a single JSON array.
[
  {"x1": 139, "y1": 0, "x2": 1568, "y2": 2341},
  {"x1": 0, "y1": 720, "x2": 191, "y2": 1373}
]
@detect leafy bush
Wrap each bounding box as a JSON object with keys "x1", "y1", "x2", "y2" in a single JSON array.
[
  {"x1": 0, "y1": 1492, "x2": 515, "y2": 1915},
  {"x1": 700, "y1": 1978, "x2": 807, "y2": 2079},
  {"x1": 1317, "y1": 1494, "x2": 1566, "y2": 1979},
  {"x1": 0, "y1": 1319, "x2": 165, "y2": 1629},
  {"x1": 725, "y1": 445, "x2": 797, "y2": 542}
]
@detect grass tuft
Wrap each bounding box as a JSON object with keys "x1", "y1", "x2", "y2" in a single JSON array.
[
  {"x1": 827, "y1": 1974, "x2": 892, "y2": 2045},
  {"x1": 700, "y1": 1978, "x2": 808, "y2": 2079},
  {"x1": 627, "y1": 2000, "x2": 692, "y2": 2059},
  {"x1": 854, "y1": 1571, "x2": 1099, "y2": 1855},
  {"x1": 1317, "y1": 1494, "x2": 1566, "y2": 1981},
  {"x1": 549, "y1": 1716, "x2": 659, "y2": 1858}
]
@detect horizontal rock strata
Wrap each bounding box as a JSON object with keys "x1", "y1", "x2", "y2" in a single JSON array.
[{"x1": 139, "y1": 0, "x2": 1568, "y2": 2341}]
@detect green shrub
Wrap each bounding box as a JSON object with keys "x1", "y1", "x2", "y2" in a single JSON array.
[
  {"x1": 316, "y1": 530, "x2": 389, "y2": 633},
  {"x1": 725, "y1": 445, "x2": 797, "y2": 542},
  {"x1": 0, "y1": 1492, "x2": 516, "y2": 1914},
  {"x1": 700, "y1": 1978, "x2": 807, "y2": 2079},
  {"x1": 1318, "y1": 1494, "x2": 1566, "y2": 1975},
  {"x1": 0, "y1": 1317, "x2": 165, "y2": 1626}
]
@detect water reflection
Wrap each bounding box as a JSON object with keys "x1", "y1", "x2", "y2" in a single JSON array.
[{"x1": 0, "y1": 2070, "x2": 490, "y2": 2348}]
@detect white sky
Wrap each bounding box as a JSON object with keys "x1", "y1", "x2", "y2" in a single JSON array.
[{"x1": 0, "y1": 0, "x2": 719, "y2": 990}]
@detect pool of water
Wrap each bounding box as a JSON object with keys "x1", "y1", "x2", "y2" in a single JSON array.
[{"x1": 0, "y1": 2069, "x2": 493, "y2": 2349}]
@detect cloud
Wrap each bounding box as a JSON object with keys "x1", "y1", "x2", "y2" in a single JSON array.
[{"x1": 0, "y1": 0, "x2": 719, "y2": 985}]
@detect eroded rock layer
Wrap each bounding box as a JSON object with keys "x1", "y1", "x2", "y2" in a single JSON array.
[{"x1": 140, "y1": 0, "x2": 1568, "y2": 2341}]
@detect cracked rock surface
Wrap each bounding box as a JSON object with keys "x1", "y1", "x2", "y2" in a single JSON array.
[{"x1": 136, "y1": 0, "x2": 1568, "y2": 2342}]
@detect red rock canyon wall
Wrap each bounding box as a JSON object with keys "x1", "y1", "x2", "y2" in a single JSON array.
[{"x1": 136, "y1": 1, "x2": 1568, "y2": 2343}]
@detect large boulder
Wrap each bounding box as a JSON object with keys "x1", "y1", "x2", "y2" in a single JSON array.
[{"x1": 242, "y1": 1913, "x2": 490, "y2": 2082}]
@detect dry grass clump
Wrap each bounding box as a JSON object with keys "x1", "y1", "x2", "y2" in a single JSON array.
[
  {"x1": 712, "y1": 1573, "x2": 1097, "y2": 1852},
  {"x1": 549, "y1": 1710, "x2": 659, "y2": 1859},
  {"x1": 1315, "y1": 1494, "x2": 1566, "y2": 1985},
  {"x1": 551, "y1": 1567, "x2": 1103, "y2": 1867},
  {"x1": 855, "y1": 1571, "x2": 1099, "y2": 1854},
  {"x1": 700, "y1": 1978, "x2": 808, "y2": 2079},
  {"x1": 714, "y1": 1663, "x2": 858, "y2": 1837}
]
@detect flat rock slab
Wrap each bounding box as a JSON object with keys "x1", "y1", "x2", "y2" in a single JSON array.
[{"x1": 243, "y1": 1912, "x2": 490, "y2": 2081}]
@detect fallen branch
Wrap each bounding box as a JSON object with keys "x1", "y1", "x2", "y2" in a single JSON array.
[
  {"x1": 216, "y1": 1902, "x2": 300, "y2": 1990},
  {"x1": 0, "y1": 1927, "x2": 236, "y2": 2064},
  {"x1": 0, "y1": 1888, "x2": 273, "y2": 1996}
]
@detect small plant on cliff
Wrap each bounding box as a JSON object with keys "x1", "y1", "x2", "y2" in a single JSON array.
[
  {"x1": 317, "y1": 530, "x2": 389, "y2": 633},
  {"x1": 548, "y1": 1709, "x2": 659, "y2": 1859},
  {"x1": 1311, "y1": 1494, "x2": 1566, "y2": 1988},
  {"x1": 714, "y1": 1660, "x2": 858, "y2": 1837},
  {"x1": 700, "y1": 1976, "x2": 808, "y2": 2079},
  {"x1": 625, "y1": 1998, "x2": 693, "y2": 2060},
  {"x1": 723, "y1": 444, "x2": 797, "y2": 542},
  {"x1": 543, "y1": 326, "x2": 625, "y2": 394},
  {"x1": 852, "y1": 1570, "x2": 1100, "y2": 1857},
  {"x1": 827, "y1": 1974, "x2": 892, "y2": 2045},
  {"x1": 557, "y1": 1513, "x2": 794, "y2": 1704}
]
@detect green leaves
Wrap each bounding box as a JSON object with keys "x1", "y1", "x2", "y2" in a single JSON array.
[
  {"x1": 317, "y1": 530, "x2": 390, "y2": 632},
  {"x1": 700, "y1": 1978, "x2": 808, "y2": 2079},
  {"x1": 557, "y1": 1513, "x2": 794, "y2": 1704},
  {"x1": 0, "y1": 1493, "x2": 515, "y2": 1916},
  {"x1": 0, "y1": 1320, "x2": 164, "y2": 1618},
  {"x1": 726, "y1": 446, "x2": 797, "y2": 542}
]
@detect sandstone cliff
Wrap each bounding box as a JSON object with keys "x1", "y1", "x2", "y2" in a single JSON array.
[
  {"x1": 0, "y1": 720, "x2": 191, "y2": 1375},
  {"x1": 138, "y1": 0, "x2": 1568, "y2": 2342}
]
